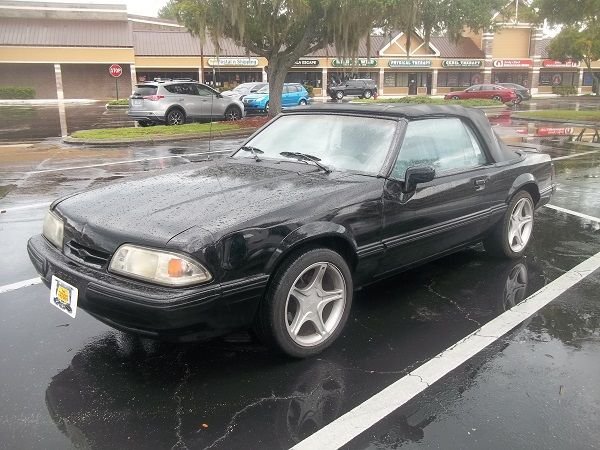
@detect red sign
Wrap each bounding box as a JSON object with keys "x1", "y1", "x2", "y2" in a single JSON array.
[
  {"x1": 542, "y1": 59, "x2": 580, "y2": 68},
  {"x1": 493, "y1": 59, "x2": 533, "y2": 68},
  {"x1": 109, "y1": 64, "x2": 123, "y2": 78},
  {"x1": 537, "y1": 127, "x2": 574, "y2": 136}
]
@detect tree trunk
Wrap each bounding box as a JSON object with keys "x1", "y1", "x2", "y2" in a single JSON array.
[{"x1": 266, "y1": 61, "x2": 290, "y2": 117}]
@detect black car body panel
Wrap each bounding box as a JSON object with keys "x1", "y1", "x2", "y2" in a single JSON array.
[{"x1": 28, "y1": 104, "x2": 555, "y2": 340}]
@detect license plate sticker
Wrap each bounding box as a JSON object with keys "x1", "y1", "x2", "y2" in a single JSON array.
[{"x1": 50, "y1": 275, "x2": 78, "y2": 318}]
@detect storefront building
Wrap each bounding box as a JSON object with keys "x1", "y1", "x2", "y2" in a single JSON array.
[{"x1": 0, "y1": 0, "x2": 598, "y2": 100}]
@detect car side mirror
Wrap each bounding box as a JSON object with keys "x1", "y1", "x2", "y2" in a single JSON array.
[
  {"x1": 216, "y1": 93, "x2": 223, "y2": 99},
  {"x1": 403, "y1": 166, "x2": 435, "y2": 193}
]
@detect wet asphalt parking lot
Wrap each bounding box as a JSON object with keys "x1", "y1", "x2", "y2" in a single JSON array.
[{"x1": 1, "y1": 100, "x2": 600, "y2": 449}]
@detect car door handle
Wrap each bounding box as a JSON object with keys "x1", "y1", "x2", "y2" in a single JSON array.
[
  {"x1": 474, "y1": 178, "x2": 488, "y2": 190},
  {"x1": 177, "y1": 98, "x2": 184, "y2": 101}
]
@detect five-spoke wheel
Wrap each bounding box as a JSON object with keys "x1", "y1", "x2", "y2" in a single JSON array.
[
  {"x1": 484, "y1": 190, "x2": 535, "y2": 258},
  {"x1": 254, "y1": 248, "x2": 352, "y2": 357}
]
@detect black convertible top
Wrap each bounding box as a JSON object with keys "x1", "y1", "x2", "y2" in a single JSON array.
[{"x1": 287, "y1": 103, "x2": 518, "y2": 163}]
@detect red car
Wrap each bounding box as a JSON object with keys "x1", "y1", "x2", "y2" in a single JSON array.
[{"x1": 444, "y1": 84, "x2": 518, "y2": 103}]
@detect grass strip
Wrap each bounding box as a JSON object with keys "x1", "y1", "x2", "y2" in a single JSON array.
[
  {"x1": 353, "y1": 96, "x2": 504, "y2": 107},
  {"x1": 71, "y1": 122, "x2": 241, "y2": 140},
  {"x1": 511, "y1": 110, "x2": 600, "y2": 123}
]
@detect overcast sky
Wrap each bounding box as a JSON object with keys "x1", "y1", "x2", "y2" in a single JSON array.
[{"x1": 14, "y1": 0, "x2": 169, "y2": 17}]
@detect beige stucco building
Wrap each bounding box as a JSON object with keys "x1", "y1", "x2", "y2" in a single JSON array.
[{"x1": 0, "y1": 0, "x2": 597, "y2": 100}]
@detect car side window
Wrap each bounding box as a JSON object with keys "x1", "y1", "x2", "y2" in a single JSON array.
[
  {"x1": 164, "y1": 84, "x2": 183, "y2": 94},
  {"x1": 181, "y1": 84, "x2": 198, "y2": 95},
  {"x1": 466, "y1": 85, "x2": 480, "y2": 92},
  {"x1": 196, "y1": 85, "x2": 214, "y2": 97},
  {"x1": 391, "y1": 118, "x2": 487, "y2": 179}
]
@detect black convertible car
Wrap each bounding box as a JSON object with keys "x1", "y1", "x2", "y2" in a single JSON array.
[{"x1": 28, "y1": 104, "x2": 555, "y2": 357}]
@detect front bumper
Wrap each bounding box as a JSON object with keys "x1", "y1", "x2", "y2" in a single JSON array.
[{"x1": 27, "y1": 235, "x2": 266, "y2": 341}]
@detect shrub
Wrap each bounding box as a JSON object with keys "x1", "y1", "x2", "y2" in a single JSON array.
[
  {"x1": 0, "y1": 87, "x2": 36, "y2": 99},
  {"x1": 552, "y1": 85, "x2": 578, "y2": 96}
]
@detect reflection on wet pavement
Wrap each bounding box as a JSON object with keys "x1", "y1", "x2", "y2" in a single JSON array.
[{"x1": 0, "y1": 208, "x2": 594, "y2": 450}]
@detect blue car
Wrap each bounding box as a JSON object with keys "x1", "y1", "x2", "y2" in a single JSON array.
[{"x1": 242, "y1": 83, "x2": 309, "y2": 113}]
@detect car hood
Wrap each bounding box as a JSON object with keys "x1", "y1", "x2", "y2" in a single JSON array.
[{"x1": 53, "y1": 160, "x2": 365, "y2": 253}]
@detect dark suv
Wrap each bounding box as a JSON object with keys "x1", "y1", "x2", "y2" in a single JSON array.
[{"x1": 328, "y1": 79, "x2": 378, "y2": 100}]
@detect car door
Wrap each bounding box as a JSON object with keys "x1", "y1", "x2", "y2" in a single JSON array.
[
  {"x1": 282, "y1": 85, "x2": 293, "y2": 106},
  {"x1": 377, "y1": 117, "x2": 495, "y2": 276},
  {"x1": 178, "y1": 83, "x2": 203, "y2": 119},
  {"x1": 196, "y1": 84, "x2": 224, "y2": 118},
  {"x1": 464, "y1": 85, "x2": 480, "y2": 99}
]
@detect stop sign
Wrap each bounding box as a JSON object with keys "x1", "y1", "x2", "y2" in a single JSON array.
[{"x1": 109, "y1": 64, "x2": 123, "y2": 78}]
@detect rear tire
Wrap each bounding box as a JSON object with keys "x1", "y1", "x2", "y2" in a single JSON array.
[
  {"x1": 492, "y1": 95, "x2": 502, "y2": 102},
  {"x1": 254, "y1": 248, "x2": 353, "y2": 358},
  {"x1": 166, "y1": 108, "x2": 185, "y2": 125},
  {"x1": 137, "y1": 120, "x2": 152, "y2": 127},
  {"x1": 484, "y1": 191, "x2": 535, "y2": 258}
]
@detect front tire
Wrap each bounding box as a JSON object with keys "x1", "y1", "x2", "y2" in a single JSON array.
[
  {"x1": 484, "y1": 191, "x2": 535, "y2": 258},
  {"x1": 452, "y1": 95, "x2": 460, "y2": 100},
  {"x1": 225, "y1": 106, "x2": 242, "y2": 121},
  {"x1": 492, "y1": 95, "x2": 502, "y2": 102},
  {"x1": 363, "y1": 90, "x2": 372, "y2": 99},
  {"x1": 335, "y1": 91, "x2": 344, "y2": 100},
  {"x1": 254, "y1": 248, "x2": 353, "y2": 358},
  {"x1": 299, "y1": 98, "x2": 307, "y2": 106}
]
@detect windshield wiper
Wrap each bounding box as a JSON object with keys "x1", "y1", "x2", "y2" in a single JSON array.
[
  {"x1": 239, "y1": 145, "x2": 264, "y2": 161},
  {"x1": 279, "y1": 152, "x2": 331, "y2": 173}
]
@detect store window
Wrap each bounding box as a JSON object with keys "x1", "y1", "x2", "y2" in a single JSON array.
[
  {"x1": 583, "y1": 71, "x2": 599, "y2": 87},
  {"x1": 539, "y1": 71, "x2": 578, "y2": 86},
  {"x1": 329, "y1": 72, "x2": 378, "y2": 85},
  {"x1": 285, "y1": 71, "x2": 322, "y2": 87},
  {"x1": 203, "y1": 71, "x2": 262, "y2": 88},
  {"x1": 492, "y1": 72, "x2": 529, "y2": 86},
  {"x1": 384, "y1": 72, "x2": 429, "y2": 87},
  {"x1": 437, "y1": 72, "x2": 482, "y2": 87}
]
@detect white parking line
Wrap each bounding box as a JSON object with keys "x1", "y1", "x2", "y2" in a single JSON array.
[
  {"x1": 545, "y1": 204, "x2": 600, "y2": 223},
  {"x1": 292, "y1": 250, "x2": 600, "y2": 450},
  {"x1": 0, "y1": 149, "x2": 233, "y2": 175},
  {"x1": 0, "y1": 277, "x2": 42, "y2": 294}
]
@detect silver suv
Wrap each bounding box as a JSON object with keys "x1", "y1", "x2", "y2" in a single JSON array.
[{"x1": 128, "y1": 79, "x2": 245, "y2": 126}]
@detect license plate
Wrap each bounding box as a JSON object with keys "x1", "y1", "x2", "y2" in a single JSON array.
[
  {"x1": 132, "y1": 99, "x2": 142, "y2": 106},
  {"x1": 50, "y1": 275, "x2": 79, "y2": 318}
]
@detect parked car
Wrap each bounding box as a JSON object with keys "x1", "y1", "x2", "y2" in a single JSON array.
[
  {"x1": 127, "y1": 79, "x2": 245, "y2": 126},
  {"x1": 444, "y1": 84, "x2": 518, "y2": 103},
  {"x1": 29, "y1": 104, "x2": 554, "y2": 357},
  {"x1": 327, "y1": 79, "x2": 378, "y2": 100},
  {"x1": 220, "y1": 82, "x2": 267, "y2": 101},
  {"x1": 242, "y1": 83, "x2": 309, "y2": 113},
  {"x1": 498, "y1": 83, "x2": 531, "y2": 103}
]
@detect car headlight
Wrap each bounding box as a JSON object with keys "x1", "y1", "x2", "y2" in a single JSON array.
[
  {"x1": 109, "y1": 244, "x2": 212, "y2": 287},
  {"x1": 43, "y1": 210, "x2": 64, "y2": 249}
]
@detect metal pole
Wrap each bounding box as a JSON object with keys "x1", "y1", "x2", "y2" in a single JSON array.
[{"x1": 116, "y1": 77, "x2": 119, "y2": 100}]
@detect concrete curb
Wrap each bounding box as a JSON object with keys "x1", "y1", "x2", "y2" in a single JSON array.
[
  {"x1": 63, "y1": 128, "x2": 257, "y2": 146},
  {"x1": 105, "y1": 104, "x2": 129, "y2": 109}
]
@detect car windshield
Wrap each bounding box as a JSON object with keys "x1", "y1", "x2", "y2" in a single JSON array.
[
  {"x1": 233, "y1": 114, "x2": 397, "y2": 174},
  {"x1": 257, "y1": 86, "x2": 269, "y2": 94}
]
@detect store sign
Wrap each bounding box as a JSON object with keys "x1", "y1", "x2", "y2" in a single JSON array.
[
  {"x1": 492, "y1": 59, "x2": 532, "y2": 68},
  {"x1": 331, "y1": 58, "x2": 377, "y2": 67},
  {"x1": 207, "y1": 57, "x2": 259, "y2": 67},
  {"x1": 542, "y1": 59, "x2": 580, "y2": 68},
  {"x1": 537, "y1": 127, "x2": 574, "y2": 136},
  {"x1": 294, "y1": 59, "x2": 319, "y2": 67},
  {"x1": 442, "y1": 59, "x2": 482, "y2": 68},
  {"x1": 388, "y1": 59, "x2": 431, "y2": 68}
]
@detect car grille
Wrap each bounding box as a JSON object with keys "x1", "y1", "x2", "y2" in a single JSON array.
[{"x1": 65, "y1": 240, "x2": 111, "y2": 267}]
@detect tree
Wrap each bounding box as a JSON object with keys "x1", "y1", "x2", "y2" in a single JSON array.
[
  {"x1": 158, "y1": 0, "x2": 180, "y2": 20},
  {"x1": 171, "y1": 0, "x2": 504, "y2": 116},
  {"x1": 535, "y1": 0, "x2": 600, "y2": 94}
]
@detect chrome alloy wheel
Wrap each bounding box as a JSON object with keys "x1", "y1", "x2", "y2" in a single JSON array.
[
  {"x1": 285, "y1": 262, "x2": 347, "y2": 347},
  {"x1": 167, "y1": 110, "x2": 184, "y2": 125},
  {"x1": 508, "y1": 197, "x2": 533, "y2": 252}
]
